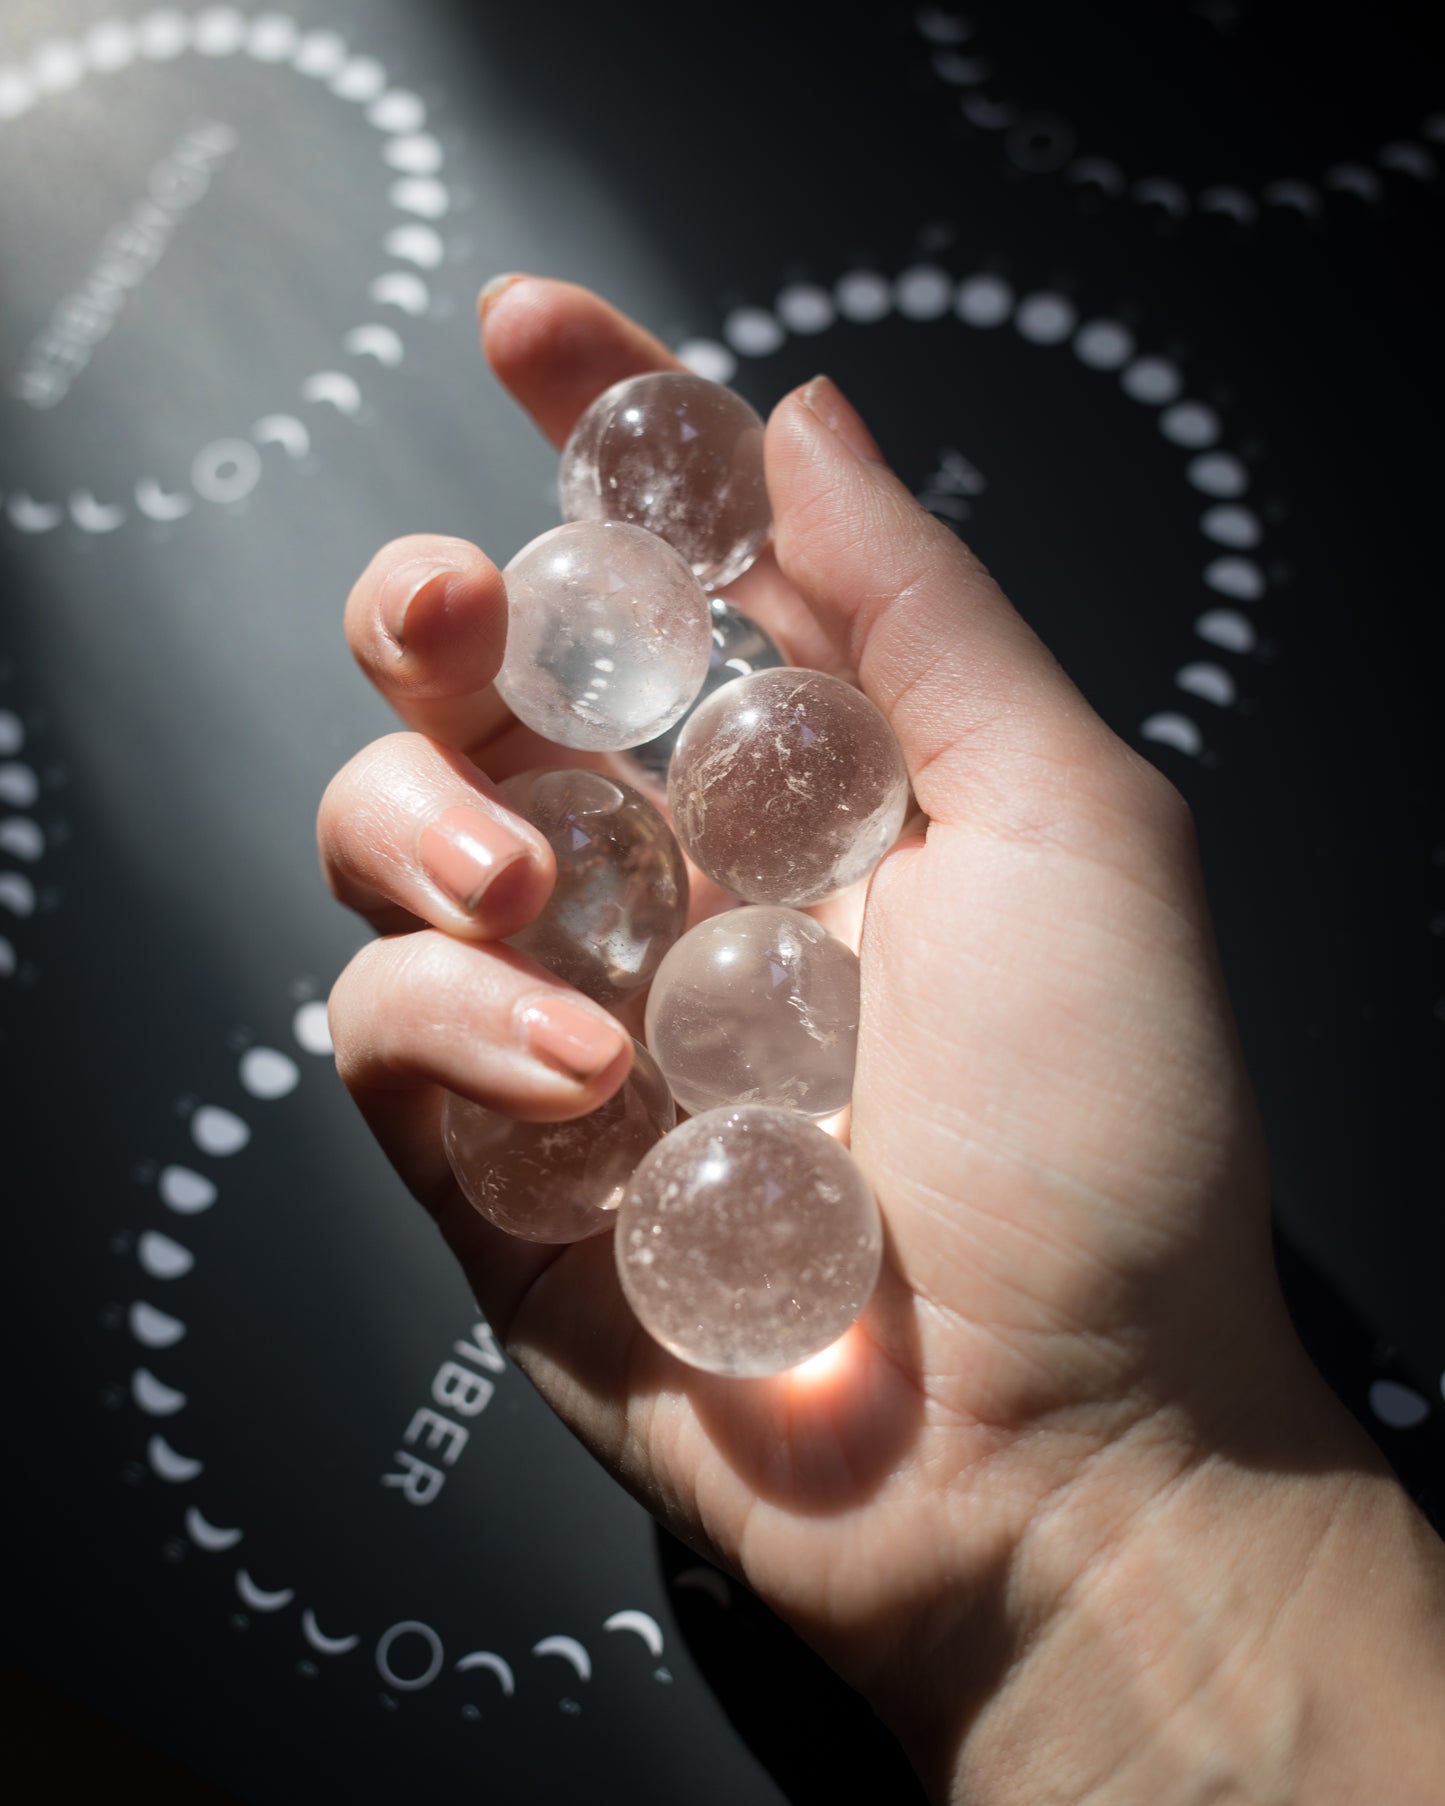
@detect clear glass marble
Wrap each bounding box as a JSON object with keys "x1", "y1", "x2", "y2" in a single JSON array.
[
  {"x1": 668, "y1": 668, "x2": 911, "y2": 906},
  {"x1": 499, "y1": 768, "x2": 689, "y2": 1006},
  {"x1": 443, "y1": 1041, "x2": 674, "y2": 1244},
  {"x1": 497, "y1": 520, "x2": 713, "y2": 751},
  {"x1": 559, "y1": 372, "x2": 771, "y2": 591},
  {"x1": 615, "y1": 1105, "x2": 883, "y2": 1377},
  {"x1": 624, "y1": 598, "x2": 787, "y2": 789},
  {"x1": 644, "y1": 906, "x2": 859, "y2": 1118}
]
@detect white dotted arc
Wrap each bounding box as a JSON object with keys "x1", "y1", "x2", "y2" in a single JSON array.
[
  {"x1": 914, "y1": 7, "x2": 1443, "y2": 227},
  {"x1": 0, "y1": 703, "x2": 57, "y2": 981},
  {"x1": 0, "y1": 10, "x2": 452, "y2": 537},
  {"x1": 679, "y1": 263, "x2": 1274, "y2": 763}
]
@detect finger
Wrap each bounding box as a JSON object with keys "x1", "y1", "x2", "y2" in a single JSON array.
[
  {"x1": 318, "y1": 732, "x2": 556, "y2": 940},
  {"x1": 765, "y1": 377, "x2": 1130, "y2": 828},
  {"x1": 479, "y1": 274, "x2": 686, "y2": 448},
  {"x1": 344, "y1": 533, "x2": 516, "y2": 759},
  {"x1": 329, "y1": 931, "x2": 632, "y2": 1141}
]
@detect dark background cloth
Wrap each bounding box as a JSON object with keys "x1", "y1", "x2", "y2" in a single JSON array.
[{"x1": 2, "y1": 3, "x2": 1442, "y2": 1800}]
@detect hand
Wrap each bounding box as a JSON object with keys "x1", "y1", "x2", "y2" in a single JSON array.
[{"x1": 320, "y1": 277, "x2": 1445, "y2": 1803}]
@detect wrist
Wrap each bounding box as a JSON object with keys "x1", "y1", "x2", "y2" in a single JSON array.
[{"x1": 908, "y1": 1373, "x2": 1445, "y2": 1805}]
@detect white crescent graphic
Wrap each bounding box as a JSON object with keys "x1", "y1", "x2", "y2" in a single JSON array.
[
  {"x1": 1200, "y1": 505, "x2": 1261, "y2": 550},
  {"x1": 134, "y1": 478, "x2": 193, "y2": 521},
  {"x1": 138, "y1": 1229, "x2": 194, "y2": 1280},
  {"x1": 0, "y1": 936, "x2": 15, "y2": 978},
  {"x1": 1261, "y1": 178, "x2": 1320, "y2": 216},
  {"x1": 384, "y1": 132, "x2": 443, "y2": 174},
  {"x1": 302, "y1": 1610, "x2": 360, "y2": 1655},
  {"x1": 293, "y1": 30, "x2": 346, "y2": 78},
  {"x1": 389, "y1": 177, "x2": 449, "y2": 219},
  {"x1": 1132, "y1": 177, "x2": 1188, "y2": 217},
  {"x1": 292, "y1": 999, "x2": 333, "y2": 1056},
  {"x1": 345, "y1": 324, "x2": 405, "y2": 366},
  {"x1": 147, "y1": 1433, "x2": 203, "y2": 1482},
  {"x1": 1188, "y1": 452, "x2": 1249, "y2": 498},
  {"x1": 369, "y1": 272, "x2": 429, "y2": 316},
  {"x1": 1194, "y1": 608, "x2": 1256, "y2": 654},
  {"x1": 1198, "y1": 186, "x2": 1257, "y2": 224},
  {"x1": 916, "y1": 7, "x2": 973, "y2": 45},
  {"x1": 70, "y1": 491, "x2": 126, "y2": 532},
  {"x1": 1174, "y1": 662, "x2": 1236, "y2": 708},
  {"x1": 1377, "y1": 142, "x2": 1434, "y2": 181},
  {"x1": 673, "y1": 1566, "x2": 732, "y2": 1608},
  {"x1": 370, "y1": 89, "x2": 426, "y2": 134},
  {"x1": 1325, "y1": 163, "x2": 1383, "y2": 202},
  {"x1": 384, "y1": 224, "x2": 444, "y2": 269},
  {"x1": 333, "y1": 56, "x2": 387, "y2": 102},
  {"x1": 0, "y1": 710, "x2": 22, "y2": 755},
  {"x1": 252, "y1": 414, "x2": 311, "y2": 458},
  {"x1": 961, "y1": 96, "x2": 1015, "y2": 130},
  {"x1": 190, "y1": 1104, "x2": 251, "y2": 1156},
  {"x1": 1140, "y1": 713, "x2": 1204, "y2": 758},
  {"x1": 245, "y1": 14, "x2": 296, "y2": 62},
  {"x1": 0, "y1": 873, "x2": 36, "y2": 917},
  {"x1": 0, "y1": 818, "x2": 43, "y2": 860},
  {"x1": 131, "y1": 1367, "x2": 188, "y2": 1416},
  {"x1": 1204, "y1": 556, "x2": 1265, "y2": 602},
  {"x1": 531, "y1": 1635, "x2": 591, "y2": 1681},
  {"x1": 456, "y1": 1651, "x2": 516, "y2": 1694},
  {"x1": 236, "y1": 1570, "x2": 295, "y2": 1612},
  {"x1": 1068, "y1": 157, "x2": 1125, "y2": 196},
  {"x1": 159, "y1": 1164, "x2": 217, "y2": 1214},
  {"x1": 238, "y1": 1045, "x2": 300, "y2": 1099},
  {"x1": 603, "y1": 1610, "x2": 664, "y2": 1657},
  {"x1": 931, "y1": 52, "x2": 989, "y2": 86},
  {"x1": 184, "y1": 1507, "x2": 243, "y2": 1552},
  {"x1": 6, "y1": 493, "x2": 63, "y2": 533},
  {"x1": 300, "y1": 371, "x2": 362, "y2": 415},
  {"x1": 129, "y1": 1301, "x2": 186, "y2": 1348},
  {"x1": 1369, "y1": 1380, "x2": 1430, "y2": 1429},
  {"x1": 0, "y1": 763, "x2": 39, "y2": 807}
]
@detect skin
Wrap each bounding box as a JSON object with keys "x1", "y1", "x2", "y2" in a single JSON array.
[{"x1": 321, "y1": 277, "x2": 1445, "y2": 1803}]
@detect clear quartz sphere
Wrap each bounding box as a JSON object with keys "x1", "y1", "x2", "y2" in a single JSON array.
[
  {"x1": 442, "y1": 1041, "x2": 674, "y2": 1244},
  {"x1": 624, "y1": 598, "x2": 787, "y2": 790},
  {"x1": 644, "y1": 906, "x2": 859, "y2": 1118},
  {"x1": 497, "y1": 520, "x2": 713, "y2": 751},
  {"x1": 615, "y1": 1105, "x2": 883, "y2": 1377},
  {"x1": 499, "y1": 768, "x2": 689, "y2": 1007},
  {"x1": 558, "y1": 372, "x2": 771, "y2": 591},
  {"x1": 668, "y1": 668, "x2": 911, "y2": 907}
]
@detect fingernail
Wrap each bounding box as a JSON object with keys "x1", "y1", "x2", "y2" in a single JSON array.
[
  {"x1": 479, "y1": 272, "x2": 527, "y2": 320},
  {"x1": 800, "y1": 375, "x2": 886, "y2": 465},
  {"x1": 520, "y1": 995, "x2": 628, "y2": 1083},
  {"x1": 419, "y1": 805, "x2": 530, "y2": 914},
  {"x1": 380, "y1": 565, "x2": 458, "y2": 650}
]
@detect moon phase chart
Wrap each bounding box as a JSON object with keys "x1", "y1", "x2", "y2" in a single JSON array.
[
  {"x1": 912, "y1": 2, "x2": 1444, "y2": 227},
  {"x1": 0, "y1": 10, "x2": 457, "y2": 539},
  {"x1": 0, "y1": 675, "x2": 64, "y2": 988}
]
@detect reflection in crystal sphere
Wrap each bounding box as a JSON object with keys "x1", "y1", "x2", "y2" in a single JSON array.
[
  {"x1": 624, "y1": 599, "x2": 787, "y2": 789},
  {"x1": 616, "y1": 1106, "x2": 883, "y2": 1376},
  {"x1": 645, "y1": 907, "x2": 859, "y2": 1118},
  {"x1": 443, "y1": 1041, "x2": 674, "y2": 1243},
  {"x1": 497, "y1": 521, "x2": 713, "y2": 751},
  {"x1": 499, "y1": 768, "x2": 689, "y2": 1006},
  {"x1": 559, "y1": 372, "x2": 771, "y2": 591},
  {"x1": 668, "y1": 668, "x2": 911, "y2": 906}
]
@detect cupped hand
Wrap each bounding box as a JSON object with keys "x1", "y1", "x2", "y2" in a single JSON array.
[{"x1": 320, "y1": 278, "x2": 1412, "y2": 1801}]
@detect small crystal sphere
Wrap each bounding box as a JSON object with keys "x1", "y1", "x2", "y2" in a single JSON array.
[
  {"x1": 497, "y1": 521, "x2": 713, "y2": 751},
  {"x1": 615, "y1": 1105, "x2": 883, "y2": 1377},
  {"x1": 668, "y1": 668, "x2": 911, "y2": 906},
  {"x1": 645, "y1": 906, "x2": 859, "y2": 1118},
  {"x1": 499, "y1": 768, "x2": 689, "y2": 1006},
  {"x1": 624, "y1": 599, "x2": 787, "y2": 789},
  {"x1": 442, "y1": 1041, "x2": 675, "y2": 1243},
  {"x1": 559, "y1": 372, "x2": 771, "y2": 591}
]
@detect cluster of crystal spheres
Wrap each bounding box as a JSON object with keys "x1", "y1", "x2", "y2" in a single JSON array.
[
  {"x1": 669, "y1": 667, "x2": 911, "y2": 907},
  {"x1": 559, "y1": 371, "x2": 771, "y2": 591},
  {"x1": 443, "y1": 1042, "x2": 674, "y2": 1243},
  {"x1": 498, "y1": 768, "x2": 688, "y2": 1007},
  {"x1": 447, "y1": 372, "x2": 911, "y2": 1375},
  {"x1": 615, "y1": 1106, "x2": 884, "y2": 1377}
]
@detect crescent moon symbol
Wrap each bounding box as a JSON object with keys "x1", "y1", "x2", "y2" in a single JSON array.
[
  {"x1": 6, "y1": 493, "x2": 63, "y2": 533},
  {"x1": 129, "y1": 1301, "x2": 186, "y2": 1348},
  {"x1": 345, "y1": 324, "x2": 405, "y2": 366},
  {"x1": 389, "y1": 177, "x2": 450, "y2": 219},
  {"x1": 190, "y1": 1103, "x2": 251, "y2": 1156},
  {"x1": 185, "y1": 1507, "x2": 243, "y2": 1551},
  {"x1": 300, "y1": 372, "x2": 362, "y2": 416},
  {"x1": 1132, "y1": 177, "x2": 1189, "y2": 217},
  {"x1": 1324, "y1": 163, "x2": 1383, "y2": 202},
  {"x1": 531, "y1": 1635, "x2": 592, "y2": 1681},
  {"x1": 1140, "y1": 713, "x2": 1204, "y2": 758},
  {"x1": 673, "y1": 1566, "x2": 732, "y2": 1608},
  {"x1": 253, "y1": 414, "x2": 311, "y2": 458},
  {"x1": 0, "y1": 872, "x2": 36, "y2": 917},
  {"x1": 1377, "y1": 142, "x2": 1435, "y2": 182},
  {"x1": 147, "y1": 1433, "x2": 204, "y2": 1483},
  {"x1": 1174, "y1": 662, "x2": 1237, "y2": 708},
  {"x1": 0, "y1": 764, "x2": 38, "y2": 807},
  {"x1": 131, "y1": 1367, "x2": 188, "y2": 1416},
  {"x1": 134, "y1": 479, "x2": 193, "y2": 521},
  {"x1": 1198, "y1": 185, "x2": 1257, "y2": 224},
  {"x1": 0, "y1": 935, "x2": 14, "y2": 978},
  {"x1": 456, "y1": 1651, "x2": 516, "y2": 1694},
  {"x1": 1204, "y1": 555, "x2": 1265, "y2": 601},
  {"x1": 1067, "y1": 157, "x2": 1125, "y2": 196},
  {"x1": 302, "y1": 1609, "x2": 360, "y2": 1655},
  {"x1": 138, "y1": 1229, "x2": 194, "y2": 1280},
  {"x1": 1261, "y1": 178, "x2": 1321, "y2": 216},
  {"x1": 384, "y1": 223, "x2": 444, "y2": 269},
  {"x1": 159, "y1": 1164, "x2": 217, "y2": 1214},
  {"x1": 369, "y1": 272, "x2": 430, "y2": 316},
  {"x1": 1194, "y1": 608, "x2": 1256, "y2": 654},
  {"x1": 236, "y1": 1569, "x2": 295, "y2": 1612},
  {"x1": 603, "y1": 1610, "x2": 664, "y2": 1657},
  {"x1": 70, "y1": 491, "x2": 127, "y2": 532},
  {"x1": 0, "y1": 818, "x2": 43, "y2": 861}
]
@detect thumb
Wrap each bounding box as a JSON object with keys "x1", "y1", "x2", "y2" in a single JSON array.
[{"x1": 765, "y1": 378, "x2": 1114, "y2": 826}]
